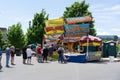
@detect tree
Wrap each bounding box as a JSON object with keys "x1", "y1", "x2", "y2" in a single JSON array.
[
  {"x1": 26, "y1": 9, "x2": 48, "y2": 45},
  {"x1": 7, "y1": 23, "x2": 25, "y2": 48},
  {"x1": 0, "y1": 30, "x2": 3, "y2": 46},
  {"x1": 63, "y1": 0, "x2": 96, "y2": 36}
]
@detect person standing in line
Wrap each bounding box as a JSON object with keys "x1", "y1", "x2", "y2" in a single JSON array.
[
  {"x1": 48, "y1": 44, "x2": 54, "y2": 61},
  {"x1": 36, "y1": 44, "x2": 43, "y2": 63},
  {"x1": 10, "y1": 46, "x2": 16, "y2": 65},
  {"x1": 42, "y1": 45, "x2": 49, "y2": 63},
  {"x1": 57, "y1": 45, "x2": 65, "y2": 63},
  {"x1": 26, "y1": 46, "x2": 35, "y2": 64},
  {"x1": 5, "y1": 45, "x2": 11, "y2": 67},
  {"x1": 22, "y1": 45, "x2": 27, "y2": 64},
  {"x1": 0, "y1": 47, "x2": 3, "y2": 70}
]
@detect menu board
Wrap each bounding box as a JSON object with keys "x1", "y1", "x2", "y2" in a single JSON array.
[
  {"x1": 64, "y1": 23, "x2": 89, "y2": 37},
  {"x1": 65, "y1": 16, "x2": 92, "y2": 24}
]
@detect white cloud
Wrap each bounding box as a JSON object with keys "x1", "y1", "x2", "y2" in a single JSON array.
[
  {"x1": 96, "y1": 27, "x2": 120, "y2": 36},
  {"x1": 105, "y1": 5, "x2": 120, "y2": 11},
  {"x1": 90, "y1": 3, "x2": 120, "y2": 37},
  {"x1": 97, "y1": 31, "x2": 110, "y2": 35},
  {"x1": 14, "y1": 17, "x2": 32, "y2": 23},
  {"x1": 91, "y1": 4, "x2": 120, "y2": 12},
  {"x1": 90, "y1": 4, "x2": 120, "y2": 15},
  {"x1": 110, "y1": 28, "x2": 120, "y2": 32}
]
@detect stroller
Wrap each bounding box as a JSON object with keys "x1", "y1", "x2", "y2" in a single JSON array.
[
  {"x1": 62, "y1": 55, "x2": 69, "y2": 63},
  {"x1": 37, "y1": 54, "x2": 43, "y2": 63}
]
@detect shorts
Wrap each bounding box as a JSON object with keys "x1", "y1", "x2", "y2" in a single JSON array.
[{"x1": 27, "y1": 56, "x2": 31, "y2": 59}]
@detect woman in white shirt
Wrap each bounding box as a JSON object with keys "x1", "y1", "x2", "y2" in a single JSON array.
[{"x1": 26, "y1": 46, "x2": 35, "y2": 64}]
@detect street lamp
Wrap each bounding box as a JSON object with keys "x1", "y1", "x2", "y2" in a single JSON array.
[{"x1": 29, "y1": 21, "x2": 31, "y2": 27}]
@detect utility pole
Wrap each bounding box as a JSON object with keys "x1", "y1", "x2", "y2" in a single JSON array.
[{"x1": 29, "y1": 21, "x2": 31, "y2": 27}]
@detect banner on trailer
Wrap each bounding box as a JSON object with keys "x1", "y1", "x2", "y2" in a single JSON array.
[
  {"x1": 45, "y1": 18, "x2": 64, "y2": 35},
  {"x1": 44, "y1": 26, "x2": 64, "y2": 35},
  {"x1": 45, "y1": 18, "x2": 64, "y2": 27},
  {"x1": 64, "y1": 23, "x2": 89, "y2": 37},
  {"x1": 65, "y1": 16, "x2": 92, "y2": 24}
]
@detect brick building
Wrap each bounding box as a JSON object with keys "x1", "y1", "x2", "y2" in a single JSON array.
[{"x1": 0, "y1": 27, "x2": 7, "y2": 40}]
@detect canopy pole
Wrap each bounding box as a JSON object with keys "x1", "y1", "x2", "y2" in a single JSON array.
[{"x1": 86, "y1": 37, "x2": 89, "y2": 57}]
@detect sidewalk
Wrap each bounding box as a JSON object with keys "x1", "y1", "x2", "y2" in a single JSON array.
[{"x1": 101, "y1": 57, "x2": 120, "y2": 62}]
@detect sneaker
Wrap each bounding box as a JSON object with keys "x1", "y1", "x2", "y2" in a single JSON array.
[
  {"x1": 23, "y1": 62, "x2": 26, "y2": 64},
  {"x1": 11, "y1": 63, "x2": 16, "y2": 65},
  {"x1": 6, "y1": 65, "x2": 10, "y2": 68},
  {"x1": 0, "y1": 65, "x2": 2, "y2": 70}
]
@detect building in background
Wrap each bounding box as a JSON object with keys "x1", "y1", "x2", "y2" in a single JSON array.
[{"x1": 0, "y1": 27, "x2": 7, "y2": 41}]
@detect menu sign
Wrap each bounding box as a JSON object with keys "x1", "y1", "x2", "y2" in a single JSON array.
[
  {"x1": 65, "y1": 16, "x2": 92, "y2": 24},
  {"x1": 64, "y1": 23, "x2": 89, "y2": 37}
]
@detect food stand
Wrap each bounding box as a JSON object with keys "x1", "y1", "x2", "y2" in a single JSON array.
[
  {"x1": 44, "y1": 16, "x2": 102, "y2": 63},
  {"x1": 80, "y1": 35, "x2": 102, "y2": 61},
  {"x1": 64, "y1": 35, "x2": 102, "y2": 63}
]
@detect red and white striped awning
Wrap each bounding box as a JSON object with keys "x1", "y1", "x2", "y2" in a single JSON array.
[{"x1": 80, "y1": 35, "x2": 102, "y2": 42}]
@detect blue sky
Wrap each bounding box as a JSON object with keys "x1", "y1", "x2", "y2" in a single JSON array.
[{"x1": 0, "y1": 0, "x2": 120, "y2": 36}]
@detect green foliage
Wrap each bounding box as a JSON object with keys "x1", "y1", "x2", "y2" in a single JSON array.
[
  {"x1": 2, "y1": 40, "x2": 9, "y2": 50},
  {"x1": 26, "y1": 9, "x2": 48, "y2": 46},
  {"x1": 0, "y1": 30, "x2": 3, "y2": 46},
  {"x1": 117, "y1": 44, "x2": 120, "y2": 52},
  {"x1": 63, "y1": 0, "x2": 96, "y2": 36},
  {"x1": 7, "y1": 23, "x2": 25, "y2": 48}
]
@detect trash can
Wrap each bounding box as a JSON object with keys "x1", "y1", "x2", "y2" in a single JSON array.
[
  {"x1": 15, "y1": 48, "x2": 21, "y2": 56},
  {"x1": 109, "y1": 56, "x2": 114, "y2": 62}
]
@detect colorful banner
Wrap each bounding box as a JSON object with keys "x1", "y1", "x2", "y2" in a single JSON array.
[
  {"x1": 45, "y1": 18, "x2": 64, "y2": 27},
  {"x1": 64, "y1": 24, "x2": 89, "y2": 37},
  {"x1": 65, "y1": 16, "x2": 92, "y2": 24},
  {"x1": 44, "y1": 34, "x2": 61, "y2": 39},
  {"x1": 44, "y1": 26, "x2": 64, "y2": 35},
  {"x1": 45, "y1": 18, "x2": 64, "y2": 35}
]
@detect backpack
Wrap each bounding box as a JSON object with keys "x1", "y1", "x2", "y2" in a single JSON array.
[
  {"x1": 58, "y1": 48, "x2": 63, "y2": 54},
  {"x1": 58, "y1": 49, "x2": 62, "y2": 54}
]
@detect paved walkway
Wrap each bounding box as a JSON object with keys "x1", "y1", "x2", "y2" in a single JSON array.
[{"x1": 0, "y1": 54, "x2": 120, "y2": 80}]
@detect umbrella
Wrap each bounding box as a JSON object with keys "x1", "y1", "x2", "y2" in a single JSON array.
[
  {"x1": 28, "y1": 44, "x2": 37, "y2": 47},
  {"x1": 80, "y1": 35, "x2": 102, "y2": 42}
]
